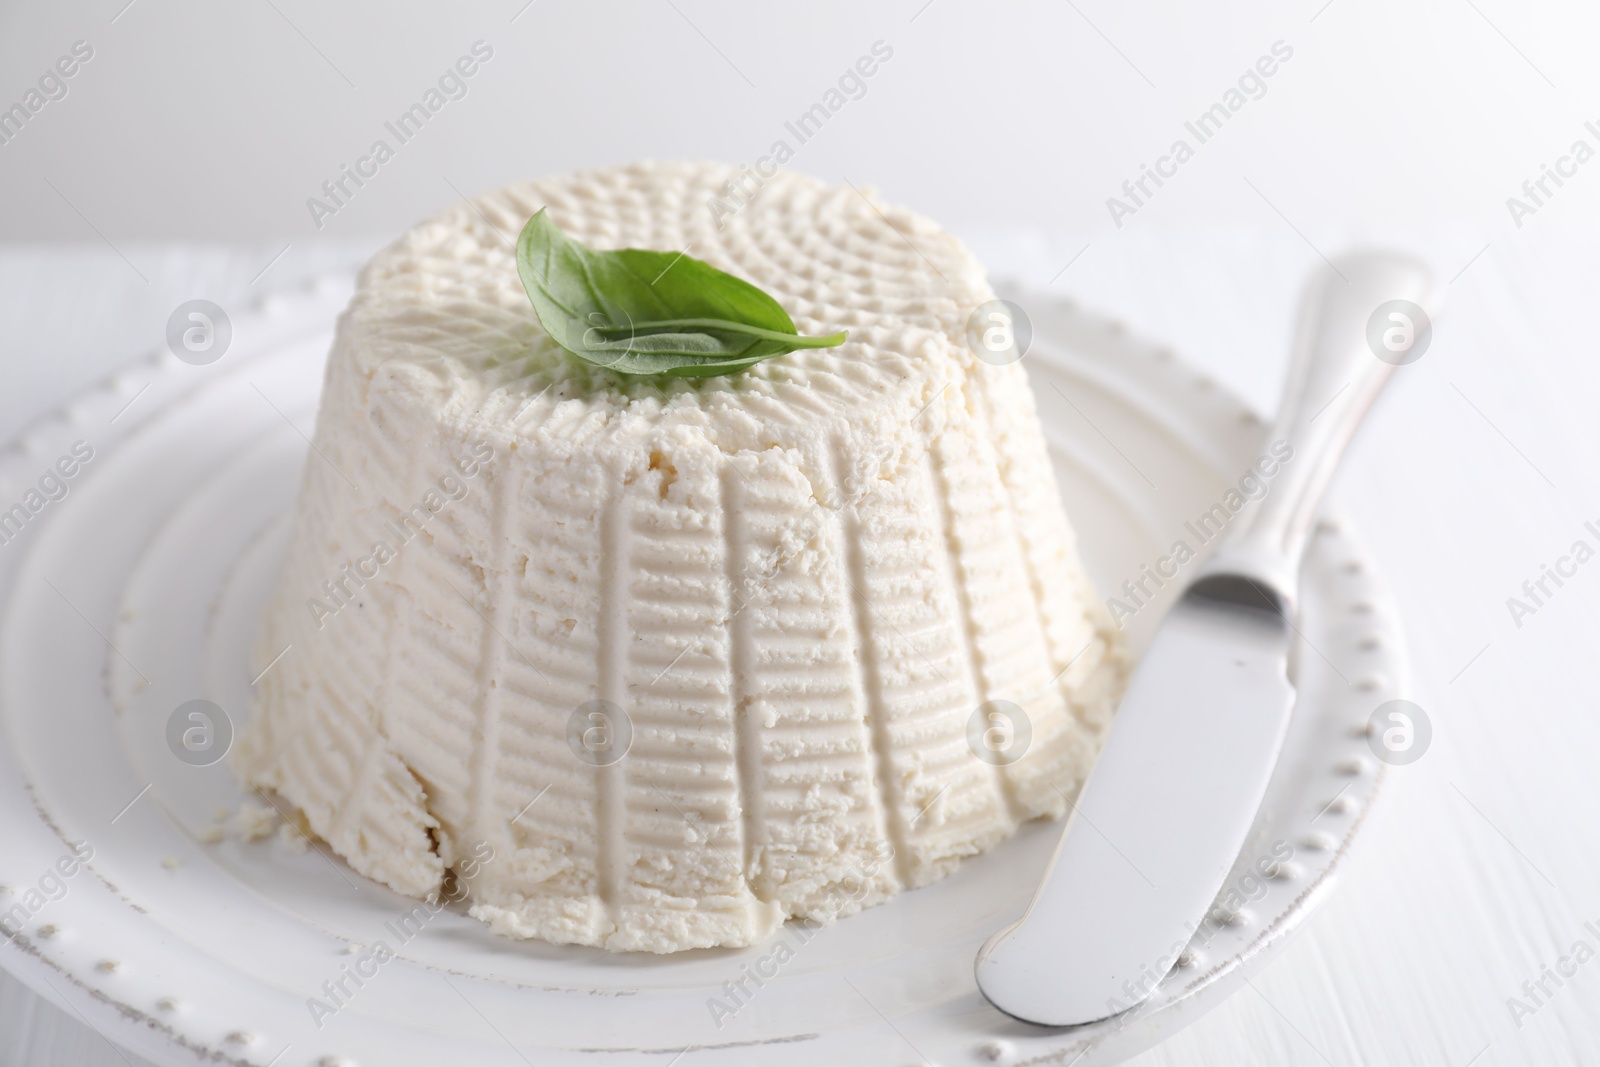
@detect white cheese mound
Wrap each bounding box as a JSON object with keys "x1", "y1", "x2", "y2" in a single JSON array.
[{"x1": 234, "y1": 161, "x2": 1126, "y2": 953}]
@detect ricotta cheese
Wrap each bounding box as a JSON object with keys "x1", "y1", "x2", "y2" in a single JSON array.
[{"x1": 234, "y1": 161, "x2": 1126, "y2": 953}]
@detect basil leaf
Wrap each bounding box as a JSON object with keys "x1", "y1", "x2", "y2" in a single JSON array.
[{"x1": 515, "y1": 208, "x2": 847, "y2": 378}]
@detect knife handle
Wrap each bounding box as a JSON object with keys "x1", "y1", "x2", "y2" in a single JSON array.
[{"x1": 1200, "y1": 250, "x2": 1439, "y2": 605}]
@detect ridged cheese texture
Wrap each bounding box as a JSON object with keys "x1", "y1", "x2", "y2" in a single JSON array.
[{"x1": 235, "y1": 161, "x2": 1127, "y2": 953}]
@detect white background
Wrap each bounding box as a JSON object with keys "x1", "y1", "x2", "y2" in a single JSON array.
[
  {"x1": 3, "y1": 0, "x2": 1600, "y2": 239},
  {"x1": 3, "y1": 1, "x2": 1600, "y2": 1065}
]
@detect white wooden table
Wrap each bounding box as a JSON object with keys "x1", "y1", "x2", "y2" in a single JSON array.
[{"x1": 2, "y1": 231, "x2": 1596, "y2": 1066}]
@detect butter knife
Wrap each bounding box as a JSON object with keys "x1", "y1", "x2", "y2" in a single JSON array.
[{"x1": 975, "y1": 250, "x2": 1438, "y2": 1027}]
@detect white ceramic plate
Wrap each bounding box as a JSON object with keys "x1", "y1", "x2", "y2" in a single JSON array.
[{"x1": 0, "y1": 279, "x2": 1404, "y2": 1067}]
